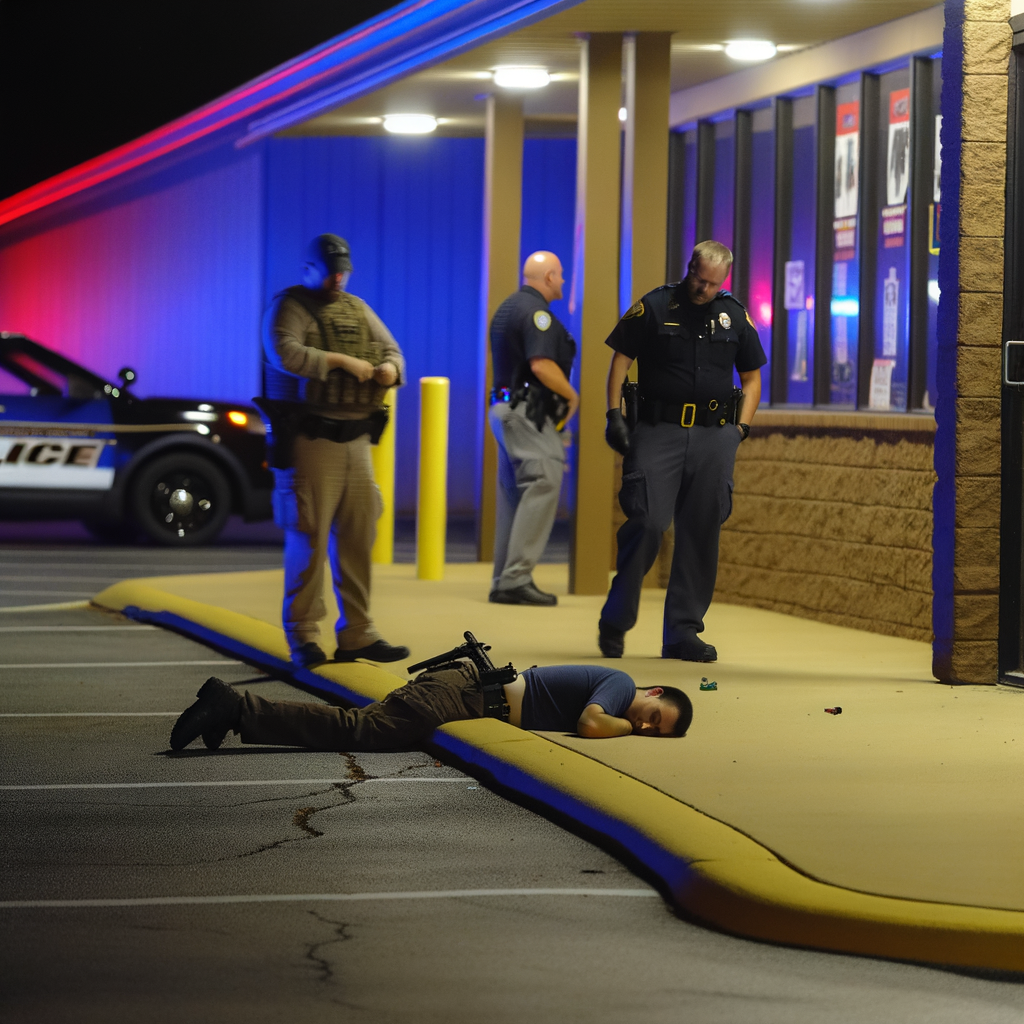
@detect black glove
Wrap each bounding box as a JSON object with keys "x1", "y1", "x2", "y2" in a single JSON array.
[{"x1": 605, "y1": 408, "x2": 631, "y2": 456}]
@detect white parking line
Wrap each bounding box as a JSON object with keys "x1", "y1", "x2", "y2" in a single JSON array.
[
  {"x1": 1, "y1": 779, "x2": 468, "y2": 791},
  {"x1": 0, "y1": 625, "x2": 158, "y2": 633},
  {"x1": 0, "y1": 888, "x2": 658, "y2": 909},
  {"x1": 0, "y1": 660, "x2": 242, "y2": 669},
  {"x1": 0, "y1": 601, "x2": 91, "y2": 614}
]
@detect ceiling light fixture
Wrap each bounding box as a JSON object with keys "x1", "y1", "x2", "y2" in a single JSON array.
[
  {"x1": 618, "y1": 107, "x2": 627, "y2": 122},
  {"x1": 493, "y1": 67, "x2": 550, "y2": 89},
  {"x1": 383, "y1": 114, "x2": 438, "y2": 134},
  {"x1": 724, "y1": 40, "x2": 777, "y2": 61}
]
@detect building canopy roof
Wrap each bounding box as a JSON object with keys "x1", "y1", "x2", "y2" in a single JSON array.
[{"x1": 0, "y1": 0, "x2": 940, "y2": 228}]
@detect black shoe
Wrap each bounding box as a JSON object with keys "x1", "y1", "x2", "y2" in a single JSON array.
[
  {"x1": 488, "y1": 582, "x2": 557, "y2": 606},
  {"x1": 598, "y1": 621, "x2": 625, "y2": 658},
  {"x1": 170, "y1": 677, "x2": 242, "y2": 751},
  {"x1": 291, "y1": 642, "x2": 327, "y2": 668},
  {"x1": 662, "y1": 639, "x2": 717, "y2": 662},
  {"x1": 334, "y1": 640, "x2": 410, "y2": 663}
]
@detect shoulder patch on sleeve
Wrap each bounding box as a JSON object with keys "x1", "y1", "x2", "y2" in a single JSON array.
[
  {"x1": 533, "y1": 310, "x2": 552, "y2": 331},
  {"x1": 623, "y1": 299, "x2": 644, "y2": 320}
]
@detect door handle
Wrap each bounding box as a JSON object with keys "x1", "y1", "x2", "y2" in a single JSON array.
[{"x1": 1004, "y1": 340, "x2": 1024, "y2": 388}]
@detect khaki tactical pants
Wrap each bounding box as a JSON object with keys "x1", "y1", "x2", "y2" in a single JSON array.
[{"x1": 273, "y1": 433, "x2": 382, "y2": 652}]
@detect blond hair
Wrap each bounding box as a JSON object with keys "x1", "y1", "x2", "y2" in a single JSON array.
[{"x1": 690, "y1": 240, "x2": 733, "y2": 271}]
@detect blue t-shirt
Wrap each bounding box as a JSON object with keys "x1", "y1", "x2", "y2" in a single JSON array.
[{"x1": 520, "y1": 665, "x2": 636, "y2": 732}]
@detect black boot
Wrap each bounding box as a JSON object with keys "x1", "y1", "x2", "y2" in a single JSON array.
[
  {"x1": 598, "y1": 621, "x2": 625, "y2": 658},
  {"x1": 170, "y1": 677, "x2": 243, "y2": 751}
]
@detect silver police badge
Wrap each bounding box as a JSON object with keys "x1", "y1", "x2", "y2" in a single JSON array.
[
  {"x1": 533, "y1": 310, "x2": 552, "y2": 331},
  {"x1": 718, "y1": 312, "x2": 732, "y2": 330}
]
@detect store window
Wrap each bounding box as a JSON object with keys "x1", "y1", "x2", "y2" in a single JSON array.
[
  {"x1": 681, "y1": 129, "x2": 698, "y2": 262},
  {"x1": 829, "y1": 81, "x2": 862, "y2": 406},
  {"x1": 748, "y1": 105, "x2": 775, "y2": 402},
  {"x1": 713, "y1": 118, "x2": 735, "y2": 288},
  {"x1": 783, "y1": 95, "x2": 818, "y2": 405}
]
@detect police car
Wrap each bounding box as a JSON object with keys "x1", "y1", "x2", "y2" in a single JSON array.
[{"x1": 0, "y1": 333, "x2": 272, "y2": 545}]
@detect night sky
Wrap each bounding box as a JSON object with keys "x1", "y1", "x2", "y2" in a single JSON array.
[{"x1": 0, "y1": 0, "x2": 397, "y2": 201}]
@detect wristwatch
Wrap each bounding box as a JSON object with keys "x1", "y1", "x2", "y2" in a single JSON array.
[{"x1": 738, "y1": 422, "x2": 751, "y2": 441}]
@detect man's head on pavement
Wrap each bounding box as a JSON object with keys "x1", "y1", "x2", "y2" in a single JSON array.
[
  {"x1": 684, "y1": 240, "x2": 733, "y2": 306},
  {"x1": 626, "y1": 685, "x2": 693, "y2": 737},
  {"x1": 304, "y1": 234, "x2": 353, "y2": 295},
  {"x1": 523, "y1": 251, "x2": 564, "y2": 303}
]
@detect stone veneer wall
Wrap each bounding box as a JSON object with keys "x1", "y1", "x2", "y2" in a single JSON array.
[
  {"x1": 715, "y1": 412, "x2": 937, "y2": 644},
  {"x1": 933, "y1": 0, "x2": 1009, "y2": 682}
]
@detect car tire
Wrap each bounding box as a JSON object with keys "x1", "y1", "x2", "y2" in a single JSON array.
[{"x1": 130, "y1": 452, "x2": 232, "y2": 547}]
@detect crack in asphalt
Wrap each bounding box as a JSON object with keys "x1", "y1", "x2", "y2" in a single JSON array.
[
  {"x1": 304, "y1": 910, "x2": 353, "y2": 985},
  {"x1": 341, "y1": 753, "x2": 371, "y2": 782},
  {"x1": 293, "y1": 806, "x2": 324, "y2": 838}
]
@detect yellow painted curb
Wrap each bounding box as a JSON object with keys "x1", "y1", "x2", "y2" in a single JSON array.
[{"x1": 94, "y1": 578, "x2": 1024, "y2": 973}]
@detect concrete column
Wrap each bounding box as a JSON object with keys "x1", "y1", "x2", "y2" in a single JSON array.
[
  {"x1": 933, "y1": 0, "x2": 1010, "y2": 682},
  {"x1": 570, "y1": 34, "x2": 623, "y2": 595},
  {"x1": 628, "y1": 33, "x2": 672, "y2": 300},
  {"x1": 621, "y1": 32, "x2": 673, "y2": 590},
  {"x1": 477, "y1": 94, "x2": 524, "y2": 562}
]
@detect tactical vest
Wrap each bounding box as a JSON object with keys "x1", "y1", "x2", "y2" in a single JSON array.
[{"x1": 279, "y1": 286, "x2": 388, "y2": 409}]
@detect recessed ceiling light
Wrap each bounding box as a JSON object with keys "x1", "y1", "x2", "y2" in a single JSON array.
[
  {"x1": 724, "y1": 40, "x2": 777, "y2": 61},
  {"x1": 493, "y1": 67, "x2": 550, "y2": 89},
  {"x1": 383, "y1": 114, "x2": 438, "y2": 134}
]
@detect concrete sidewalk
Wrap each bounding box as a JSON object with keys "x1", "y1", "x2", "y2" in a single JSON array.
[{"x1": 93, "y1": 561, "x2": 1024, "y2": 971}]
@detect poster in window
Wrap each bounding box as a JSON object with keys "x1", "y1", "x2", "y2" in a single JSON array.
[
  {"x1": 882, "y1": 267, "x2": 900, "y2": 357},
  {"x1": 886, "y1": 88, "x2": 910, "y2": 206},
  {"x1": 933, "y1": 113, "x2": 942, "y2": 203},
  {"x1": 834, "y1": 102, "x2": 859, "y2": 218},
  {"x1": 869, "y1": 359, "x2": 895, "y2": 410},
  {"x1": 784, "y1": 260, "x2": 805, "y2": 310}
]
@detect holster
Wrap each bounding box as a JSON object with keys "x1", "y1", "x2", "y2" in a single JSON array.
[
  {"x1": 253, "y1": 398, "x2": 389, "y2": 470},
  {"x1": 510, "y1": 383, "x2": 568, "y2": 432},
  {"x1": 621, "y1": 380, "x2": 640, "y2": 430}
]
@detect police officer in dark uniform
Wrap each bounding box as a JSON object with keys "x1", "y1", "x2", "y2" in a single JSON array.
[
  {"x1": 599, "y1": 241, "x2": 766, "y2": 661},
  {"x1": 488, "y1": 250, "x2": 578, "y2": 605}
]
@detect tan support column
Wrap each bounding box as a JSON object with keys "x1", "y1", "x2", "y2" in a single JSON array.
[
  {"x1": 629, "y1": 33, "x2": 671, "y2": 298},
  {"x1": 570, "y1": 34, "x2": 623, "y2": 595},
  {"x1": 624, "y1": 33, "x2": 673, "y2": 589},
  {"x1": 477, "y1": 94, "x2": 524, "y2": 562}
]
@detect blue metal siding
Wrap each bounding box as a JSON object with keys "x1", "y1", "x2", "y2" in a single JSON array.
[
  {"x1": 0, "y1": 149, "x2": 265, "y2": 405},
  {"x1": 264, "y1": 135, "x2": 487, "y2": 516}
]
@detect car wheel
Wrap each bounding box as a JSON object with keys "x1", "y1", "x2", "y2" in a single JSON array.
[{"x1": 130, "y1": 452, "x2": 232, "y2": 546}]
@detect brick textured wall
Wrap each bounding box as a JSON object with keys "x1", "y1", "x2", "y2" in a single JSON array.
[
  {"x1": 945, "y1": 0, "x2": 1009, "y2": 681},
  {"x1": 715, "y1": 414, "x2": 937, "y2": 643}
]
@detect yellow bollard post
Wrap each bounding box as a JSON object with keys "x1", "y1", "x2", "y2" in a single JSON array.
[
  {"x1": 370, "y1": 388, "x2": 396, "y2": 565},
  {"x1": 417, "y1": 376, "x2": 449, "y2": 580}
]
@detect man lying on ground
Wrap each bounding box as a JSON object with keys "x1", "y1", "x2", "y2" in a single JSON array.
[{"x1": 169, "y1": 662, "x2": 693, "y2": 752}]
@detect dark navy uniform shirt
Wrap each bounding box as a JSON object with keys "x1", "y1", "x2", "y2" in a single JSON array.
[
  {"x1": 490, "y1": 286, "x2": 576, "y2": 392},
  {"x1": 605, "y1": 283, "x2": 766, "y2": 404},
  {"x1": 520, "y1": 665, "x2": 635, "y2": 732}
]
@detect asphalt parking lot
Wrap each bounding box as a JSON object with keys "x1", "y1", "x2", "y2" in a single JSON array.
[{"x1": 1, "y1": 532, "x2": 1023, "y2": 1023}]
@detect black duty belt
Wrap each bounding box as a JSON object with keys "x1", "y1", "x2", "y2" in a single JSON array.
[
  {"x1": 299, "y1": 410, "x2": 387, "y2": 444},
  {"x1": 640, "y1": 394, "x2": 739, "y2": 428}
]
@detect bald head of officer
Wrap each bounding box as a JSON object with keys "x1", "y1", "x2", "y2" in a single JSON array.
[{"x1": 522, "y1": 250, "x2": 565, "y2": 303}]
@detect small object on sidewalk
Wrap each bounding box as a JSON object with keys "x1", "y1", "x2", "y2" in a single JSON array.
[
  {"x1": 699, "y1": 678, "x2": 717, "y2": 691},
  {"x1": 824, "y1": 706, "x2": 843, "y2": 715}
]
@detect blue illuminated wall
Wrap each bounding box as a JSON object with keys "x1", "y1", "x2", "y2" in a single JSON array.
[
  {"x1": 0, "y1": 148, "x2": 265, "y2": 404},
  {"x1": 264, "y1": 134, "x2": 486, "y2": 516}
]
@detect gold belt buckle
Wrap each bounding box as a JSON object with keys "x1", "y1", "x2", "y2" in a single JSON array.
[{"x1": 680, "y1": 403, "x2": 696, "y2": 428}]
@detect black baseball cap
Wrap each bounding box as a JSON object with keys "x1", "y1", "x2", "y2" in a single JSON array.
[{"x1": 307, "y1": 234, "x2": 352, "y2": 276}]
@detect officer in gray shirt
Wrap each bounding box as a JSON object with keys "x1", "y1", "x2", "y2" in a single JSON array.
[{"x1": 487, "y1": 251, "x2": 578, "y2": 606}]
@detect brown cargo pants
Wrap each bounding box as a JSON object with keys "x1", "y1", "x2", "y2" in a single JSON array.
[
  {"x1": 273, "y1": 433, "x2": 382, "y2": 653},
  {"x1": 238, "y1": 665, "x2": 484, "y2": 751}
]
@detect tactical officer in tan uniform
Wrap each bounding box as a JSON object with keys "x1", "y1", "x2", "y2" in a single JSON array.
[{"x1": 262, "y1": 234, "x2": 409, "y2": 668}]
